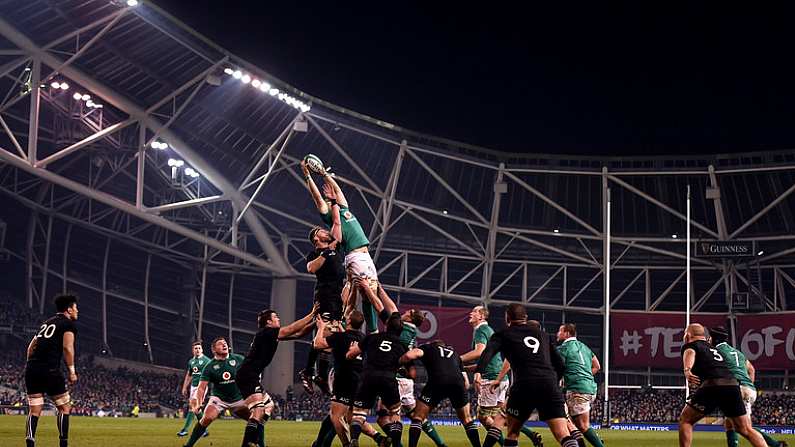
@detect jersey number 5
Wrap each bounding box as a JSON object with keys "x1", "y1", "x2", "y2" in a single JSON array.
[
  {"x1": 37, "y1": 324, "x2": 56, "y2": 339},
  {"x1": 523, "y1": 336, "x2": 540, "y2": 353},
  {"x1": 379, "y1": 340, "x2": 393, "y2": 352}
]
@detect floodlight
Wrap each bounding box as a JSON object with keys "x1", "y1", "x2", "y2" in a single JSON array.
[
  {"x1": 252, "y1": 79, "x2": 261, "y2": 88},
  {"x1": 151, "y1": 142, "x2": 159, "y2": 149},
  {"x1": 50, "y1": 82, "x2": 61, "y2": 89},
  {"x1": 671, "y1": 234, "x2": 678, "y2": 239},
  {"x1": 241, "y1": 74, "x2": 251, "y2": 84},
  {"x1": 553, "y1": 229, "x2": 560, "y2": 233},
  {"x1": 184, "y1": 168, "x2": 195, "y2": 176},
  {"x1": 167, "y1": 158, "x2": 177, "y2": 167},
  {"x1": 232, "y1": 70, "x2": 242, "y2": 79},
  {"x1": 59, "y1": 83, "x2": 69, "y2": 90},
  {"x1": 126, "y1": 0, "x2": 139, "y2": 6},
  {"x1": 73, "y1": 92, "x2": 82, "y2": 100},
  {"x1": 269, "y1": 88, "x2": 279, "y2": 96},
  {"x1": 260, "y1": 82, "x2": 271, "y2": 92},
  {"x1": 86, "y1": 100, "x2": 95, "y2": 107},
  {"x1": 757, "y1": 250, "x2": 764, "y2": 256},
  {"x1": 175, "y1": 160, "x2": 184, "y2": 167},
  {"x1": 81, "y1": 94, "x2": 90, "y2": 101},
  {"x1": 224, "y1": 67, "x2": 234, "y2": 75}
]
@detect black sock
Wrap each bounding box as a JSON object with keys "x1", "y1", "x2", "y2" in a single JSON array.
[
  {"x1": 464, "y1": 421, "x2": 481, "y2": 447},
  {"x1": 389, "y1": 422, "x2": 403, "y2": 447},
  {"x1": 561, "y1": 435, "x2": 580, "y2": 447},
  {"x1": 257, "y1": 422, "x2": 265, "y2": 447},
  {"x1": 504, "y1": 439, "x2": 518, "y2": 447},
  {"x1": 483, "y1": 427, "x2": 503, "y2": 447},
  {"x1": 305, "y1": 349, "x2": 319, "y2": 375},
  {"x1": 242, "y1": 420, "x2": 262, "y2": 447},
  {"x1": 351, "y1": 419, "x2": 363, "y2": 441},
  {"x1": 57, "y1": 413, "x2": 69, "y2": 447},
  {"x1": 570, "y1": 429, "x2": 585, "y2": 447},
  {"x1": 26, "y1": 414, "x2": 39, "y2": 447},
  {"x1": 314, "y1": 416, "x2": 334, "y2": 446},
  {"x1": 409, "y1": 420, "x2": 422, "y2": 447}
]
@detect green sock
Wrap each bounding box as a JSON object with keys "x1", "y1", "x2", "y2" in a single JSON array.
[
  {"x1": 520, "y1": 426, "x2": 536, "y2": 438},
  {"x1": 362, "y1": 300, "x2": 379, "y2": 333},
  {"x1": 185, "y1": 422, "x2": 207, "y2": 447},
  {"x1": 422, "y1": 420, "x2": 446, "y2": 446},
  {"x1": 583, "y1": 428, "x2": 604, "y2": 447},
  {"x1": 726, "y1": 430, "x2": 740, "y2": 447},
  {"x1": 498, "y1": 430, "x2": 505, "y2": 446},
  {"x1": 755, "y1": 428, "x2": 780, "y2": 447},
  {"x1": 181, "y1": 412, "x2": 195, "y2": 432}
]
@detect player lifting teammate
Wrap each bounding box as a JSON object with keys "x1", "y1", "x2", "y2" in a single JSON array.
[
  {"x1": 313, "y1": 311, "x2": 391, "y2": 447},
  {"x1": 183, "y1": 337, "x2": 266, "y2": 447},
  {"x1": 179, "y1": 341, "x2": 211, "y2": 437},
  {"x1": 462, "y1": 305, "x2": 543, "y2": 447},
  {"x1": 400, "y1": 340, "x2": 482, "y2": 447},
  {"x1": 709, "y1": 326, "x2": 787, "y2": 447},
  {"x1": 478, "y1": 304, "x2": 579, "y2": 447},
  {"x1": 23, "y1": 294, "x2": 79, "y2": 447},
  {"x1": 302, "y1": 157, "x2": 380, "y2": 334},
  {"x1": 556, "y1": 323, "x2": 604, "y2": 447},
  {"x1": 237, "y1": 305, "x2": 317, "y2": 447},
  {"x1": 678, "y1": 323, "x2": 767, "y2": 447}
]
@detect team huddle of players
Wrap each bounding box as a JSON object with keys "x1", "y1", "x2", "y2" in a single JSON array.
[{"x1": 19, "y1": 158, "x2": 789, "y2": 447}]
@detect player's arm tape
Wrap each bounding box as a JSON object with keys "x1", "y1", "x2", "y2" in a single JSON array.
[{"x1": 67, "y1": 365, "x2": 76, "y2": 374}]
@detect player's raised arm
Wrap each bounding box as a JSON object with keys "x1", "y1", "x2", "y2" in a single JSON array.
[
  {"x1": 376, "y1": 283, "x2": 398, "y2": 314},
  {"x1": 682, "y1": 347, "x2": 700, "y2": 386},
  {"x1": 322, "y1": 173, "x2": 348, "y2": 208},
  {"x1": 313, "y1": 317, "x2": 330, "y2": 350},
  {"x1": 278, "y1": 303, "x2": 319, "y2": 340},
  {"x1": 400, "y1": 347, "x2": 424, "y2": 364},
  {"x1": 356, "y1": 278, "x2": 385, "y2": 314},
  {"x1": 302, "y1": 160, "x2": 329, "y2": 215},
  {"x1": 325, "y1": 184, "x2": 343, "y2": 243},
  {"x1": 591, "y1": 354, "x2": 601, "y2": 376},
  {"x1": 62, "y1": 331, "x2": 77, "y2": 384}
]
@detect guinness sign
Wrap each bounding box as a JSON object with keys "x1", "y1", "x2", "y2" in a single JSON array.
[{"x1": 695, "y1": 240, "x2": 756, "y2": 258}]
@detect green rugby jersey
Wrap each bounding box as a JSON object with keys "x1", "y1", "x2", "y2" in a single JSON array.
[
  {"x1": 321, "y1": 206, "x2": 369, "y2": 253},
  {"x1": 715, "y1": 342, "x2": 755, "y2": 389},
  {"x1": 473, "y1": 322, "x2": 507, "y2": 381},
  {"x1": 200, "y1": 353, "x2": 245, "y2": 402},
  {"x1": 187, "y1": 354, "x2": 211, "y2": 387},
  {"x1": 397, "y1": 322, "x2": 418, "y2": 379},
  {"x1": 557, "y1": 337, "x2": 597, "y2": 394}
]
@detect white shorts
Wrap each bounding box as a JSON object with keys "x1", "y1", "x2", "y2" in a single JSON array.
[
  {"x1": 397, "y1": 377, "x2": 415, "y2": 409},
  {"x1": 345, "y1": 252, "x2": 379, "y2": 282},
  {"x1": 207, "y1": 395, "x2": 245, "y2": 412},
  {"x1": 741, "y1": 385, "x2": 757, "y2": 416},
  {"x1": 189, "y1": 385, "x2": 199, "y2": 401},
  {"x1": 565, "y1": 391, "x2": 596, "y2": 417},
  {"x1": 478, "y1": 379, "x2": 508, "y2": 408}
]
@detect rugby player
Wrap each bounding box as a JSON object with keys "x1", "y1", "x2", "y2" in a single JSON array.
[
  {"x1": 23, "y1": 294, "x2": 79, "y2": 447},
  {"x1": 678, "y1": 323, "x2": 766, "y2": 447},
  {"x1": 401, "y1": 340, "x2": 481, "y2": 447},
  {"x1": 178, "y1": 341, "x2": 211, "y2": 437},
  {"x1": 237, "y1": 305, "x2": 317, "y2": 447},
  {"x1": 183, "y1": 337, "x2": 267, "y2": 447},
  {"x1": 556, "y1": 323, "x2": 604, "y2": 447},
  {"x1": 478, "y1": 304, "x2": 578, "y2": 447}
]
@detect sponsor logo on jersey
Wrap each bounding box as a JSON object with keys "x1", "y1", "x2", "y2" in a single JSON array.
[
  {"x1": 343, "y1": 211, "x2": 353, "y2": 221},
  {"x1": 229, "y1": 359, "x2": 236, "y2": 366},
  {"x1": 222, "y1": 371, "x2": 232, "y2": 381},
  {"x1": 213, "y1": 364, "x2": 220, "y2": 370},
  {"x1": 192, "y1": 367, "x2": 199, "y2": 373}
]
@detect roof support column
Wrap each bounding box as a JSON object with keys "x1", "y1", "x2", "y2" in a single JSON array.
[{"x1": 482, "y1": 163, "x2": 506, "y2": 302}]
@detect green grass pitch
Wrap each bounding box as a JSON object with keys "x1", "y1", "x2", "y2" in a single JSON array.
[{"x1": 0, "y1": 415, "x2": 793, "y2": 446}]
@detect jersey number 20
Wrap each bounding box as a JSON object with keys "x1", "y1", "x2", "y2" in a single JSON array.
[{"x1": 37, "y1": 324, "x2": 56, "y2": 339}]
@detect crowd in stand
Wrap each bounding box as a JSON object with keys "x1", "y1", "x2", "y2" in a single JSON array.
[{"x1": 0, "y1": 295, "x2": 41, "y2": 331}]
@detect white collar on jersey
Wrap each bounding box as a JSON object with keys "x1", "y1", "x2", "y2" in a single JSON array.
[
  {"x1": 715, "y1": 342, "x2": 728, "y2": 348},
  {"x1": 561, "y1": 336, "x2": 578, "y2": 344},
  {"x1": 404, "y1": 322, "x2": 416, "y2": 329},
  {"x1": 474, "y1": 321, "x2": 488, "y2": 330}
]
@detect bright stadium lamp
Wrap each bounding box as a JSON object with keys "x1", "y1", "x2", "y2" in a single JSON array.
[
  {"x1": 671, "y1": 234, "x2": 678, "y2": 239},
  {"x1": 175, "y1": 160, "x2": 184, "y2": 167},
  {"x1": 86, "y1": 100, "x2": 95, "y2": 107},
  {"x1": 167, "y1": 158, "x2": 177, "y2": 167},
  {"x1": 252, "y1": 79, "x2": 261, "y2": 88},
  {"x1": 269, "y1": 88, "x2": 279, "y2": 96},
  {"x1": 73, "y1": 92, "x2": 82, "y2": 100},
  {"x1": 757, "y1": 250, "x2": 764, "y2": 256},
  {"x1": 50, "y1": 81, "x2": 61, "y2": 89},
  {"x1": 184, "y1": 167, "x2": 195, "y2": 176},
  {"x1": 151, "y1": 142, "x2": 159, "y2": 149},
  {"x1": 232, "y1": 70, "x2": 242, "y2": 79},
  {"x1": 224, "y1": 67, "x2": 234, "y2": 75},
  {"x1": 241, "y1": 74, "x2": 251, "y2": 84},
  {"x1": 81, "y1": 94, "x2": 90, "y2": 101},
  {"x1": 126, "y1": 0, "x2": 139, "y2": 6},
  {"x1": 59, "y1": 83, "x2": 69, "y2": 90}
]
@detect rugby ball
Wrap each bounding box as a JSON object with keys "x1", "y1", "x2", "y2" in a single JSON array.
[{"x1": 303, "y1": 154, "x2": 325, "y2": 174}]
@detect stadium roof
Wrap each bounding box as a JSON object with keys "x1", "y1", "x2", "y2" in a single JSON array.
[{"x1": 0, "y1": 0, "x2": 794, "y2": 363}]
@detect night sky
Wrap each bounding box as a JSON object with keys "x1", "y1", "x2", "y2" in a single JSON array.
[{"x1": 154, "y1": 1, "x2": 795, "y2": 156}]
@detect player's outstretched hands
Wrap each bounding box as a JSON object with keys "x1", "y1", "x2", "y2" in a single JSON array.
[
  {"x1": 346, "y1": 341, "x2": 360, "y2": 360},
  {"x1": 311, "y1": 302, "x2": 320, "y2": 316},
  {"x1": 300, "y1": 160, "x2": 310, "y2": 177},
  {"x1": 322, "y1": 182, "x2": 336, "y2": 200},
  {"x1": 68, "y1": 371, "x2": 78, "y2": 385}
]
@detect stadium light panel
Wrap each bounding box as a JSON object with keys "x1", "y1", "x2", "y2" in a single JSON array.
[
  {"x1": 224, "y1": 67, "x2": 234, "y2": 75},
  {"x1": 671, "y1": 234, "x2": 678, "y2": 239},
  {"x1": 86, "y1": 100, "x2": 95, "y2": 107},
  {"x1": 151, "y1": 142, "x2": 159, "y2": 149},
  {"x1": 50, "y1": 82, "x2": 61, "y2": 89},
  {"x1": 232, "y1": 70, "x2": 242, "y2": 79},
  {"x1": 252, "y1": 79, "x2": 261, "y2": 88},
  {"x1": 126, "y1": 0, "x2": 139, "y2": 6},
  {"x1": 757, "y1": 250, "x2": 764, "y2": 256},
  {"x1": 81, "y1": 94, "x2": 90, "y2": 101},
  {"x1": 269, "y1": 88, "x2": 279, "y2": 96},
  {"x1": 260, "y1": 82, "x2": 271, "y2": 92},
  {"x1": 184, "y1": 167, "x2": 195, "y2": 176},
  {"x1": 73, "y1": 92, "x2": 82, "y2": 100},
  {"x1": 59, "y1": 83, "x2": 69, "y2": 90},
  {"x1": 442, "y1": 209, "x2": 449, "y2": 215},
  {"x1": 553, "y1": 228, "x2": 560, "y2": 233},
  {"x1": 241, "y1": 74, "x2": 251, "y2": 84}
]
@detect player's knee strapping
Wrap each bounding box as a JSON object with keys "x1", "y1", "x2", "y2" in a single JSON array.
[
  {"x1": 27, "y1": 396, "x2": 45, "y2": 407},
  {"x1": 53, "y1": 393, "x2": 70, "y2": 407}
]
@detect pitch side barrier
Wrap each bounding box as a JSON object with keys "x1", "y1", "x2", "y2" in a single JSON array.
[{"x1": 374, "y1": 418, "x2": 795, "y2": 435}]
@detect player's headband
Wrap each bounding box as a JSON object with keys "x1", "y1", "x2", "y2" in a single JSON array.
[{"x1": 308, "y1": 226, "x2": 323, "y2": 243}]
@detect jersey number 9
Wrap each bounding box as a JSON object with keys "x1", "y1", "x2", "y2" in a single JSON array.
[{"x1": 523, "y1": 336, "x2": 540, "y2": 353}]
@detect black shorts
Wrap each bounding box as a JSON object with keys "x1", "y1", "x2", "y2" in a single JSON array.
[
  {"x1": 353, "y1": 374, "x2": 399, "y2": 410},
  {"x1": 315, "y1": 292, "x2": 343, "y2": 322},
  {"x1": 687, "y1": 385, "x2": 746, "y2": 418},
  {"x1": 419, "y1": 380, "x2": 468, "y2": 409},
  {"x1": 331, "y1": 372, "x2": 360, "y2": 406},
  {"x1": 506, "y1": 379, "x2": 566, "y2": 422},
  {"x1": 25, "y1": 367, "x2": 67, "y2": 397},
  {"x1": 235, "y1": 368, "x2": 263, "y2": 399}
]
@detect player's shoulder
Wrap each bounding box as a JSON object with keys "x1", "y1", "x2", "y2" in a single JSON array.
[{"x1": 230, "y1": 353, "x2": 245, "y2": 363}]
